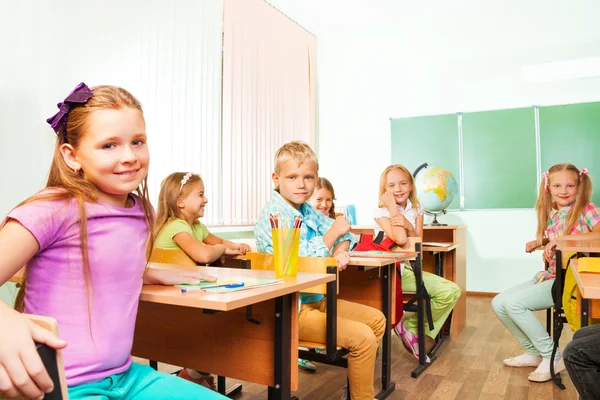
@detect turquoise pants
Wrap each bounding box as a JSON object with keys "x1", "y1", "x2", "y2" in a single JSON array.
[
  {"x1": 491, "y1": 279, "x2": 557, "y2": 359},
  {"x1": 68, "y1": 363, "x2": 226, "y2": 400},
  {"x1": 402, "y1": 267, "x2": 461, "y2": 339}
]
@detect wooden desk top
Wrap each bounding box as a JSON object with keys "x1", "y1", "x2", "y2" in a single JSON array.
[
  {"x1": 8, "y1": 264, "x2": 334, "y2": 312},
  {"x1": 556, "y1": 238, "x2": 600, "y2": 253},
  {"x1": 348, "y1": 253, "x2": 415, "y2": 267},
  {"x1": 351, "y1": 225, "x2": 466, "y2": 231},
  {"x1": 571, "y1": 260, "x2": 600, "y2": 300},
  {"x1": 422, "y1": 244, "x2": 458, "y2": 252},
  {"x1": 234, "y1": 253, "x2": 413, "y2": 268},
  {"x1": 142, "y1": 263, "x2": 335, "y2": 311}
]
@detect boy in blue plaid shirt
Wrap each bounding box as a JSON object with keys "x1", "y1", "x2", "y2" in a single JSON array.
[{"x1": 254, "y1": 141, "x2": 385, "y2": 400}]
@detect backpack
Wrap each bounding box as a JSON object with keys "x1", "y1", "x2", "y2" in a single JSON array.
[{"x1": 560, "y1": 255, "x2": 600, "y2": 331}]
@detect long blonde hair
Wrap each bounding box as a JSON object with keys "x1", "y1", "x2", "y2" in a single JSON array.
[
  {"x1": 378, "y1": 164, "x2": 420, "y2": 209},
  {"x1": 535, "y1": 163, "x2": 593, "y2": 244},
  {"x1": 12, "y1": 85, "x2": 154, "y2": 313},
  {"x1": 154, "y1": 172, "x2": 204, "y2": 238}
]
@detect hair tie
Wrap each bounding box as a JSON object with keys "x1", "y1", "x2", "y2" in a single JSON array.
[
  {"x1": 541, "y1": 171, "x2": 549, "y2": 192},
  {"x1": 46, "y1": 82, "x2": 93, "y2": 135},
  {"x1": 178, "y1": 172, "x2": 193, "y2": 194},
  {"x1": 580, "y1": 168, "x2": 590, "y2": 177}
]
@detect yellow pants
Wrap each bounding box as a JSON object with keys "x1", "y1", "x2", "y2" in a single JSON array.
[{"x1": 298, "y1": 298, "x2": 385, "y2": 400}]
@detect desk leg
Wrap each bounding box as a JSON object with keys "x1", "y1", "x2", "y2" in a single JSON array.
[
  {"x1": 375, "y1": 263, "x2": 395, "y2": 400},
  {"x1": 268, "y1": 294, "x2": 293, "y2": 400},
  {"x1": 434, "y1": 252, "x2": 443, "y2": 277},
  {"x1": 581, "y1": 298, "x2": 589, "y2": 328},
  {"x1": 550, "y1": 250, "x2": 566, "y2": 390}
]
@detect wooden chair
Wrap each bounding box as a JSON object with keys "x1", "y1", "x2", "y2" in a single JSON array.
[
  {"x1": 350, "y1": 228, "x2": 437, "y2": 377},
  {"x1": 393, "y1": 236, "x2": 440, "y2": 375},
  {"x1": 16, "y1": 315, "x2": 68, "y2": 400},
  {"x1": 147, "y1": 248, "x2": 243, "y2": 397},
  {"x1": 149, "y1": 248, "x2": 196, "y2": 266},
  {"x1": 245, "y1": 253, "x2": 351, "y2": 376}
]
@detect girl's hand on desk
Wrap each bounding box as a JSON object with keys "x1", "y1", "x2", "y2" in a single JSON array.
[
  {"x1": 144, "y1": 268, "x2": 217, "y2": 285},
  {"x1": 0, "y1": 308, "x2": 67, "y2": 399},
  {"x1": 223, "y1": 247, "x2": 242, "y2": 256},
  {"x1": 236, "y1": 243, "x2": 252, "y2": 254},
  {"x1": 542, "y1": 240, "x2": 557, "y2": 263},
  {"x1": 525, "y1": 240, "x2": 539, "y2": 253},
  {"x1": 334, "y1": 251, "x2": 350, "y2": 271}
]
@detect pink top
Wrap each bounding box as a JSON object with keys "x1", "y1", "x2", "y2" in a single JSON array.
[{"x1": 7, "y1": 194, "x2": 149, "y2": 386}]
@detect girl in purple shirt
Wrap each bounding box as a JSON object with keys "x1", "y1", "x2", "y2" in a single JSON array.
[{"x1": 0, "y1": 83, "x2": 224, "y2": 400}]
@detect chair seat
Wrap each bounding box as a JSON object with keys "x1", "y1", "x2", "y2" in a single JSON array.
[
  {"x1": 299, "y1": 340, "x2": 343, "y2": 351},
  {"x1": 298, "y1": 341, "x2": 349, "y2": 367}
]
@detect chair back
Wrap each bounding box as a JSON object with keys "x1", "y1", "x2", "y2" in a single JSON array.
[
  {"x1": 246, "y1": 252, "x2": 338, "y2": 295},
  {"x1": 20, "y1": 315, "x2": 69, "y2": 399},
  {"x1": 149, "y1": 248, "x2": 197, "y2": 266}
]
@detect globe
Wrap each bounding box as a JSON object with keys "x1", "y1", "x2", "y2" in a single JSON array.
[{"x1": 414, "y1": 165, "x2": 458, "y2": 214}]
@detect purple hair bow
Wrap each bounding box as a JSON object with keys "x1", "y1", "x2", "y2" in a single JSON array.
[{"x1": 46, "y1": 82, "x2": 93, "y2": 134}]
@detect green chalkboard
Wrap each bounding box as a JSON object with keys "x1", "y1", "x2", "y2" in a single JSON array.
[
  {"x1": 390, "y1": 114, "x2": 460, "y2": 209},
  {"x1": 540, "y1": 102, "x2": 600, "y2": 206},
  {"x1": 462, "y1": 107, "x2": 537, "y2": 209}
]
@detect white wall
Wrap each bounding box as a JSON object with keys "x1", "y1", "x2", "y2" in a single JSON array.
[
  {"x1": 0, "y1": 0, "x2": 224, "y2": 222},
  {"x1": 267, "y1": 0, "x2": 600, "y2": 292}
]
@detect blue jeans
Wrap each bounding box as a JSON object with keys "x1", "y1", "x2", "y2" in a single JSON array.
[
  {"x1": 491, "y1": 279, "x2": 557, "y2": 359},
  {"x1": 564, "y1": 324, "x2": 600, "y2": 400},
  {"x1": 68, "y1": 363, "x2": 226, "y2": 400}
]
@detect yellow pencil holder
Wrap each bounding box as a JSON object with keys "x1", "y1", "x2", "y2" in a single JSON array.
[{"x1": 272, "y1": 228, "x2": 300, "y2": 278}]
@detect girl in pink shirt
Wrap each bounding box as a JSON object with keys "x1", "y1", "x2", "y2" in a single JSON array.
[
  {"x1": 493, "y1": 163, "x2": 600, "y2": 383},
  {"x1": 0, "y1": 83, "x2": 225, "y2": 400}
]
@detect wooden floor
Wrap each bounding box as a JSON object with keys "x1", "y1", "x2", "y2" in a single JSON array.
[{"x1": 134, "y1": 296, "x2": 579, "y2": 399}]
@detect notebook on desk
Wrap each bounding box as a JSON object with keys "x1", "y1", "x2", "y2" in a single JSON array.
[{"x1": 177, "y1": 277, "x2": 284, "y2": 293}]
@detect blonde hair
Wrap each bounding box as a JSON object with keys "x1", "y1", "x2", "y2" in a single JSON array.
[
  {"x1": 535, "y1": 163, "x2": 593, "y2": 244},
  {"x1": 274, "y1": 141, "x2": 318, "y2": 176},
  {"x1": 314, "y1": 177, "x2": 336, "y2": 219},
  {"x1": 154, "y1": 172, "x2": 204, "y2": 238},
  {"x1": 378, "y1": 164, "x2": 420, "y2": 209},
  {"x1": 12, "y1": 85, "x2": 154, "y2": 313}
]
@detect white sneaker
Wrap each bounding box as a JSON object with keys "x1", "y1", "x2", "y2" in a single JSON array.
[
  {"x1": 503, "y1": 354, "x2": 542, "y2": 367},
  {"x1": 528, "y1": 358, "x2": 565, "y2": 382}
]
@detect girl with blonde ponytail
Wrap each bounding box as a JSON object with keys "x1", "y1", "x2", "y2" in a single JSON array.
[{"x1": 493, "y1": 163, "x2": 600, "y2": 383}]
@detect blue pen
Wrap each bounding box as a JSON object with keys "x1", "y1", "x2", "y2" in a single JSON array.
[
  {"x1": 180, "y1": 282, "x2": 244, "y2": 293},
  {"x1": 223, "y1": 283, "x2": 245, "y2": 289}
]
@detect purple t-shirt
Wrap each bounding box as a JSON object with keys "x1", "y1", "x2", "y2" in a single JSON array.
[{"x1": 7, "y1": 194, "x2": 149, "y2": 386}]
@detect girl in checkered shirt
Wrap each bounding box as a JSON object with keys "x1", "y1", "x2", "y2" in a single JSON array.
[{"x1": 492, "y1": 163, "x2": 600, "y2": 383}]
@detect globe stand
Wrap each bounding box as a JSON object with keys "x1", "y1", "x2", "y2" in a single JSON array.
[{"x1": 425, "y1": 209, "x2": 447, "y2": 226}]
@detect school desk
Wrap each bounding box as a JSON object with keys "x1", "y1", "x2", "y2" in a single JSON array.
[
  {"x1": 351, "y1": 225, "x2": 467, "y2": 339},
  {"x1": 132, "y1": 264, "x2": 334, "y2": 400}
]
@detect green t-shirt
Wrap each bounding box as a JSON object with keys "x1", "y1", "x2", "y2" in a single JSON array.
[{"x1": 155, "y1": 218, "x2": 209, "y2": 250}]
